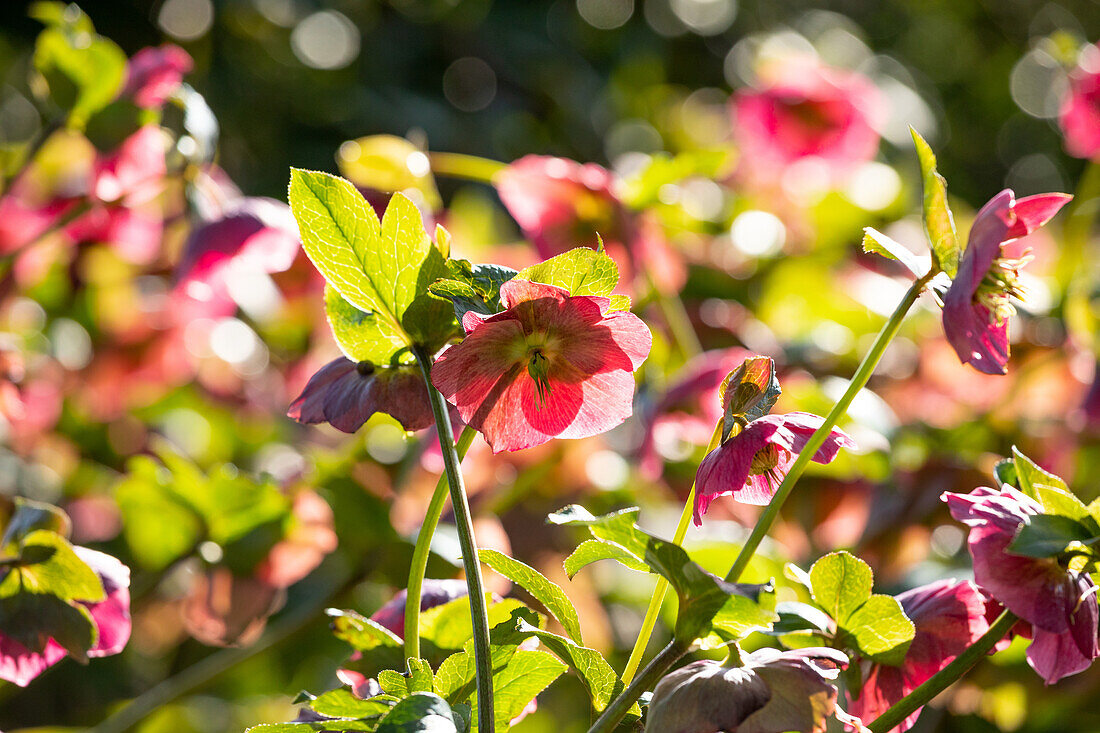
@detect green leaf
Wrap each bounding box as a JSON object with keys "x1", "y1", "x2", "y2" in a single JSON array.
[
  {"x1": 379, "y1": 658, "x2": 436, "y2": 698},
  {"x1": 516, "y1": 247, "x2": 624, "y2": 307},
  {"x1": 910, "y1": 127, "x2": 959, "y2": 278},
  {"x1": 1008, "y1": 514, "x2": 1098, "y2": 559},
  {"x1": 1, "y1": 497, "x2": 71, "y2": 548},
  {"x1": 288, "y1": 171, "x2": 456, "y2": 356},
  {"x1": 841, "y1": 594, "x2": 915, "y2": 666},
  {"x1": 429, "y1": 261, "x2": 517, "y2": 322},
  {"x1": 309, "y1": 688, "x2": 396, "y2": 718},
  {"x1": 719, "y1": 356, "x2": 781, "y2": 437},
  {"x1": 327, "y1": 608, "x2": 404, "y2": 651},
  {"x1": 619, "y1": 149, "x2": 734, "y2": 209},
  {"x1": 1, "y1": 530, "x2": 104, "y2": 603},
  {"x1": 0, "y1": 589, "x2": 98, "y2": 661},
  {"x1": 479, "y1": 548, "x2": 583, "y2": 644},
  {"x1": 324, "y1": 284, "x2": 409, "y2": 365},
  {"x1": 33, "y1": 23, "x2": 127, "y2": 128},
  {"x1": 809, "y1": 551, "x2": 873, "y2": 624},
  {"x1": 1012, "y1": 446, "x2": 1071, "y2": 498},
  {"x1": 993, "y1": 458, "x2": 1018, "y2": 489},
  {"x1": 336, "y1": 134, "x2": 441, "y2": 210},
  {"x1": 563, "y1": 539, "x2": 650, "y2": 578},
  {"x1": 477, "y1": 649, "x2": 565, "y2": 730},
  {"x1": 375, "y1": 692, "x2": 459, "y2": 733},
  {"x1": 861, "y1": 227, "x2": 927, "y2": 279},
  {"x1": 419, "y1": 596, "x2": 529, "y2": 650}
]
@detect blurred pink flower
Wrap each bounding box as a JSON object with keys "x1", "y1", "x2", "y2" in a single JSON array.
[
  {"x1": 847, "y1": 580, "x2": 989, "y2": 732},
  {"x1": 942, "y1": 486, "x2": 1099, "y2": 683},
  {"x1": 732, "y1": 56, "x2": 885, "y2": 181},
  {"x1": 122, "y1": 45, "x2": 193, "y2": 108},
  {"x1": 433, "y1": 278, "x2": 651, "y2": 453},
  {"x1": 0, "y1": 548, "x2": 131, "y2": 687},
  {"x1": 288, "y1": 358, "x2": 433, "y2": 433},
  {"x1": 942, "y1": 189, "x2": 1072, "y2": 375},
  {"x1": 495, "y1": 155, "x2": 685, "y2": 294},
  {"x1": 693, "y1": 412, "x2": 854, "y2": 524},
  {"x1": 1059, "y1": 43, "x2": 1100, "y2": 160}
]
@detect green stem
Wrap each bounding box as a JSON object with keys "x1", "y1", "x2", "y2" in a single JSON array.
[
  {"x1": 867, "y1": 610, "x2": 1017, "y2": 732},
  {"x1": 588, "y1": 640, "x2": 690, "y2": 733},
  {"x1": 404, "y1": 425, "x2": 477, "y2": 660},
  {"x1": 725, "y1": 270, "x2": 933, "y2": 583},
  {"x1": 621, "y1": 487, "x2": 695, "y2": 684},
  {"x1": 413, "y1": 345, "x2": 495, "y2": 731},
  {"x1": 654, "y1": 288, "x2": 703, "y2": 359},
  {"x1": 428, "y1": 152, "x2": 507, "y2": 185}
]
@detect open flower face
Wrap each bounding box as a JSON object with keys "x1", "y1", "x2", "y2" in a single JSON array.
[
  {"x1": 693, "y1": 412, "x2": 854, "y2": 524},
  {"x1": 942, "y1": 486, "x2": 1100, "y2": 683},
  {"x1": 432, "y1": 278, "x2": 651, "y2": 453},
  {"x1": 942, "y1": 189, "x2": 1072, "y2": 375},
  {"x1": 848, "y1": 580, "x2": 989, "y2": 732}
]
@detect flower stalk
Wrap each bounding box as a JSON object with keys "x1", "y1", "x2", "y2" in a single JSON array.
[
  {"x1": 413, "y1": 345, "x2": 495, "y2": 732},
  {"x1": 867, "y1": 610, "x2": 1017, "y2": 732},
  {"x1": 427, "y1": 151, "x2": 507, "y2": 185},
  {"x1": 589, "y1": 639, "x2": 691, "y2": 733},
  {"x1": 404, "y1": 425, "x2": 477, "y2": 661},
  {"x1": 725, "y1": 270, "x2": 933, "y2": 583}
]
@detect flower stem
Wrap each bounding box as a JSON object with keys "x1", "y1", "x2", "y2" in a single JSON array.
[
  {"x1": 724, "y1": 270, "x2": 932, "y2": 583},
  {"x1": 655, "y1": 287, "x2": 703, "y2": 359},
  {"x1": 428, "y1": 152, "x2": 507, "y2": 185},
  {"x1": 588, "y1": 640, "x2": 690, "y2": 733},
  {"x1": 404, "y1": 425, "x2": 477, "y2": 660},
  {"x1": 867, "y1": 610, "x2": 1016, "y2": 732},
  {"x1": 621, "y1": 486, "x2": 695, "y2": 684},
  {"x1": 413, "y1": 345, "x2": 495, "y2": 731}
]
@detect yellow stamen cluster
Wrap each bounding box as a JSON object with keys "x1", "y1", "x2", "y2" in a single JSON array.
[{"x1": 975, "y1": 249, "x2": 1033, "y2": 325}]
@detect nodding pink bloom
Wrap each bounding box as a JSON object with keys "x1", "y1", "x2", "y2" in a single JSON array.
[
  {"x1": 0, "y1": 548, "x2": 131, "y2": 687},
  {"x1": 645, "y1": 647, "x2": 851, "y2": 733},
  {"x1": 432, "y1": 278, "x2": 651, "y2": 453},
  {"x1": 732, "y1": 56, "x2": 885, "y2": 181},
  {"x1": 942, "y1": 486, "x2": 1100, "y2": 683},
  {"x1": 942, "y1": 189, "x2": 1072, "y2": 375},
  {"x1": 494, "y1": 156, "x2": 685, "y2": 294},
  {"x1": 848, "y1": 580, "x2": 989, "y2": 732},
  {"x1": 122, "y1": 45, "x2": 193, "y2": 108},
  {"x1": 693, "y1": 412, "x2": 854, "y2": 524},
  {"x1": 288, "y1": 358, "x2": 433, "y2": 433},
  {"x1": 638, "y1": 348, "x2": 750, "y2": 480},
  {"x1": 1059, "y1": 43, "x2": 1100, "y2": 160}
]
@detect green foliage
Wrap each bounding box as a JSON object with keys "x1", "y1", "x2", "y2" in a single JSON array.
[
  {"x1": 619, "y1": 149, "x2": 734, "y2": 209},
  {"x1": 809, "y1": 551, "x2": 914, "y2": 666},
  {"x1": 428, "y1": 260, "x2": 517, "y2": 322},
  {"x1": 910, "y1": 127, "x2": 959, "y2": 278},
  {"x1": 861, "y1": 227, "x2": 928, "y2": 279},
  {"x1": 336, "y1": 134, "x2": 441, "y2": 210},
  {"x1": 1009, "y1": 515, "x2": 1099, "y2": 559},
  {"x1": 563, "y1": 539, "x2": 650, "y2": 578},
  {"x1": 719, "y1": 355, "x2": 781, "y2": 438},
  {"x1": 479, "y1": 548, "x2": 583, "y2": 644},
  {"x1": 288, "y1": 171, "x2": 457, "y2": 361},
  {"x1": 515, "y1": 246, "x2": 630, "y2": 311},
  {"x1": 30, "y1": 2, "x2": 126, "y2": 128},
  {"x1": 375, "y1": 692, "x2": 464, "y2": 732},
  {"x1": 325, "y1": 284, "x2": 411, "y2": 365}
]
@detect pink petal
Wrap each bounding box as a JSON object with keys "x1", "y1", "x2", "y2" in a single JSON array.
[
  {"x1": 123, "y1": 45, "x2": 193, "y2": 108},
  {"x1": 1026, "y1": 627, "x2": 1095, "y2": 684},
  {"x1": 499, "y1": 278, "x2": 571, "y2": 309},
  {"x1": 1004, "y1": 193, "x2": 1073, "y2": 240},
  {"x1": 73, "y1": 547, "x2": 132, "y2": 657},
  {"x1": 0, "y1": 635, "x2": 68, "y2": 687},
  {"x1": 91, "y1": 125, "x2": 166, "y2": 203}
]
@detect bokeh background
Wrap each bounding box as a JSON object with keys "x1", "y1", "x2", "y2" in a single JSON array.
[{"x1": 1, "y1": 0, "x2": 1099, "y2": 731}]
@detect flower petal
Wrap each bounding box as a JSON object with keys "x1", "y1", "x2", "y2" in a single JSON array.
[{"x1": 1004, "y1": 193, "x2": 1073, "y2": 240}]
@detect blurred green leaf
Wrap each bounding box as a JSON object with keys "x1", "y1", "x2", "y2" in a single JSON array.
[
  {"x1": 910, "y1": 127, "x2": 959, "y2": 278},
  {"x1": 1, "y1": 497, "x2": 71, "y2": 548},
  {"x1": 327, "y1": 608, "x2": 404, "y2": 652},
  {"x1": 337, "y1": 134, "x2": 440, "y2": 209}
]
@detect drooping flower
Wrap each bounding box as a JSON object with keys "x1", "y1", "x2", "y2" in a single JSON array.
[
  {"x1": 941, "y1": 189, "x2": 1072, "y2": 375},
  {"x1": 732, "y1": 55, "x2": 885, "y2": 182},
  {"x1": 0, "y1": 547, "x2": 131, "y2": 687},
  {"x1": 693, "y1": 412, "x2": 855, "y2": 524},
  {"x1": 1059, "y1": 42, "x2": 1100, "y2": 160},
  {"x1": 942, "y1": 486, "x2": 1100, "y2": 683},
  {"x1": 494, "y1": 155, "x2": 685, "y2": 294},
  {"x1": 432, "y1": 278, "x2": 651, "y2": 453},
  {"x1": 847, "y1": 580, "x2": 990, "y2": 732},
  {"x1": 122, "y1": 44, "x2": 193, "y2": 108},
  {"x1": 288, "y1": 358, "x2": 433, "y2": 433},
  {"x1": 645, "y1": 647, "x2": 852, "y2": 733}
]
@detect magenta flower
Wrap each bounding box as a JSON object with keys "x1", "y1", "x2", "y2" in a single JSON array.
[
  {"x1": 732, "y1": 56, "x2": 885, "y2": 181},
  {"x1": 847, "y1": 580, "x2": 989, "y2": 732},
  {"x1": 432, "y1": 278, "x2": 651, "y2": 453},
  {"x1": 122, "y1": 44, "x2": 193, "y2": 108},
  {"x1": 942, "y1": 486, "x2": 1100, "y2": 683},
  {"x1": 0, "y1": 548, "x2": 131, "y2": 687},
  {"x1": 288, "y1": 358, "x2": 433, "y2": 433},
  {"x1": 942, "y1": 189, "x2": 1072, "y2": 375},
  {"x1": 645, "y1": 647, "x2": 851, "y2": 733},
  {"x1": 1059, "y1": 43, "x2": 1100, "y2": 160},
  {"x1": 693, "y1": 412, "x2": 854, "y2": 524}
]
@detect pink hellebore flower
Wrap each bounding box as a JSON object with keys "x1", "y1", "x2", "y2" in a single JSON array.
[
  {"x1": 1059, "y1": 43, "x2": 1100, "y2": 160},
  {"x1": 693, "y1": 412, "x2": 854, "y2": 524},
  {"x1": 0, "y1": 548, "x2": 131, "y2": 687},
  {"x1": 288, "y1": 358, "x2": 433, "y2": 433},
  {"x1": 432, "y1": 278, "x2": 651, "y2": 453},
  {"x1": 942, "y1": 189, "x2": 1072, "y2": 375},
  {"x1": 847, "y1": 580, "x2": 990, "y2": 732},
  {"x1": 122, "y1": 45, "x2": 193, "y2": 108},
  {"x1": 732, "y1": 56, "x2": 885, "y2": 181},
  {"x1": 942, "y1": 486, "x2": 1100, "y2": 683}
]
